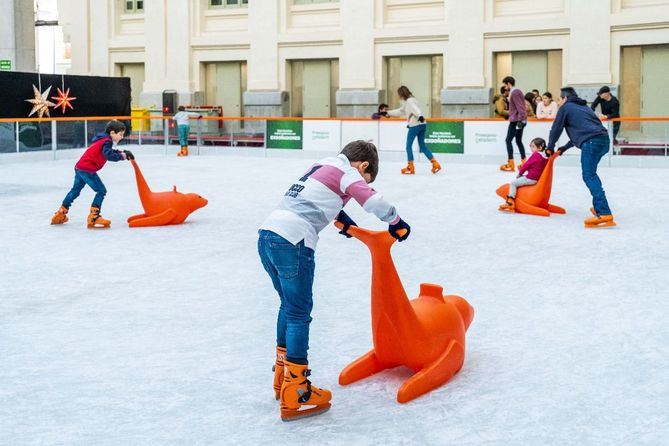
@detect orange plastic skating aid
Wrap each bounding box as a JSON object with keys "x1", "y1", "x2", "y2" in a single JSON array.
[
  {"x1": 499, "y1": 159, "x2": 515, "y2": 172},
  {"x1": 273, "y1": 346, "x2": 286, "y2": 400},
  {"x1": 335, "y1": 222, "x2": 474, "y2": 404},
  {"x1": 430, "y1": 158, "x2": 441, "y2": 174},
  {"x1": 127, "y1": 159, "x2": 207, "y2": 227},
  {"x1": 87, "y1": 206, "x2": 110, "y2": 228},
  {"x1": 280, "y1": 361, "x2": 332, "y2": 421},
  {"x1": 51, "y1": 205, "x2": 69, "y2": 225},
  {"x1": 401, "y1": 161, "x2": 415, "y2": 175},
  {"x1": 495, "y1": 155, "x2": 566, "y2": 217}
]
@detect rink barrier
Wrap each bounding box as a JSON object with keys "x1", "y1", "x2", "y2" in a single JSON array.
[{"x1": 1, "y1": 115, "x2": 668, "y2": 162}]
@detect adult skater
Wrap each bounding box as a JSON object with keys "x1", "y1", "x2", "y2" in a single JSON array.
[
  {"x1": 500, "y1": 76, "x2": 528, "y2": 172},
  {"x1": 548, "y1": 87, "x2": 616, "y2": 228},
  {"x1": 387, "y1": 86, "x2": 441, "y2": 175}
]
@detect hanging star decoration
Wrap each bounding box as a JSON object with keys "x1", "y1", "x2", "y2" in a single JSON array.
[
  {"x1": 51, "y1": 87, "x2": 77, "y2": 114},
  {"x1": 25, "y1": 84, "x2": 56, "y2": 118}
]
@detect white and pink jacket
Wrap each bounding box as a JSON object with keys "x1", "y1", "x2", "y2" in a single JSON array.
[{"x1": 260, "y1": 154, "x2": 399, "y2": 250}]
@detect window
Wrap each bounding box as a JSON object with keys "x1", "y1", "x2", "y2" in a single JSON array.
[
  {"x1": 210, "y1": 0, "x2": 248, "y2": 7},
  {"x1": 293, "y1": 0, "x2": 339, "y2": 4},
  {"x1": 124, "y1": 0, "x2": 144, "y2": 13}
]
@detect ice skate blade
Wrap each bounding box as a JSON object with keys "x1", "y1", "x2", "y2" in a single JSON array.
[
  {"x1": 585, "y1": 221, "x2": 617, "y2": 228},
  {"x1": 280, "y1": 403, "x2": 331, "y2": 422},
  {"x1": 87, "y1": 224, "x2": 111, "y2": 229}
]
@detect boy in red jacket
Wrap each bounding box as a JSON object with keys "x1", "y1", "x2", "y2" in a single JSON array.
[{"x1": 51, "y1": 120, "x2": 133, "y2": 228}]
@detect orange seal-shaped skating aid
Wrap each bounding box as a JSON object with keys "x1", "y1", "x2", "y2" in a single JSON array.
[
  {"x1": 127, "y1": 159, "x2": 208, "y2": 227},
  {"x1": 496, "y1": 155, "x2": 566, "y2": 217},
  {"x1": 336, "y1": 222, "x2": 474, "y2": 403}
]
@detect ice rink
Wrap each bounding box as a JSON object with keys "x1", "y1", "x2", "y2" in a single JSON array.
[{"x1": 1, "y1": 151, "x2": 668, "y2": 445}]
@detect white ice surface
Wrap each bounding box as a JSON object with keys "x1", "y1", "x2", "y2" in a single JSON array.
[{"x1": 1, "y1": 152, "x2": 668, "y2": 445}]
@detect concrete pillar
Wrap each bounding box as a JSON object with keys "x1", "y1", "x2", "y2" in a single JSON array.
[
  {"x1": 89, "y1": 0, "x2": 110, "y2": 76},
  {"x1": 0, "y1": 0, "x2": 36, "y2": 72},
  {"x1": 244, "y1": 0, "x2": 287, "y2": 120},
  {"x1": 567, "y1": 0, "x2": 612, "y2": 88},
  {"x1": 58, "y1": 0, "x2": 89, "y2": 74},
  {"x1": 441, "y1": 0, "x2": 490, "y2": 117},
  {"x1": 336, "y1": 0, "x2": 379, "y2": 117}
]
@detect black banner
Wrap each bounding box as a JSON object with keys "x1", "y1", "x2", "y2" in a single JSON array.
[{"x1": 0, "y1": 71, "x2": 131, "y2": 119}]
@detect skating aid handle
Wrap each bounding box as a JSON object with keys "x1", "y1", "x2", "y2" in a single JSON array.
[{"x1": 334, "y1": 221, "x2": 407, "y2": 241}]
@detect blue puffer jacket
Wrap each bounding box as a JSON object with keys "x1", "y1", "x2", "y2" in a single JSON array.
[{"x1": 548, "y1": 96, "x2": 609, "y2": 151}]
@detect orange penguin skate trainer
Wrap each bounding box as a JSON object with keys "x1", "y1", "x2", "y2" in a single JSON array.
[
  {"x1": 280, "y1": 361, "x2": 332, "y2": 421},
  {"x1": 430, "y1": 158, "x2": 442, "y2": 174},
  {"x1": 335, "y1": 222, "x2": 474, "y2": 403}
]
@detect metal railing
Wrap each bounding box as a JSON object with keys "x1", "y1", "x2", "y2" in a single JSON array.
[{"x1": 1, "y1": 115, "x2": 668, "y2": 158}]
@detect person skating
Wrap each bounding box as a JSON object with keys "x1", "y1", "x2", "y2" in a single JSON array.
[
  {"x1": 387, "y1": 86, "x2": 441, "y2": 174},
  {"x1": 258, "y1": 140, "x2": 410, "y2": 421},
  {"x1": 499, "y1": 137, "x2": 554, "y2": 212},
  {"x1": 172, "y1": 106, "x2": 202, "y2": 157},
  {"x1": 51, "y1": 120, "x2": 133, "y2": 228},
  {"x1": 591, "y1": 86, "x2": 621, "y2": 142},
  {"x1": 500, "y1": 76, "x2": 528, "y2": 172},
  {"x1": 548, "y1": 87, "x2": 616, "y2": 228}
]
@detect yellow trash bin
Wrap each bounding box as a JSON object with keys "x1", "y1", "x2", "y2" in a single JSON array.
[{"x1": 131, "y1": 107, "x2": 150, "y2": 132}]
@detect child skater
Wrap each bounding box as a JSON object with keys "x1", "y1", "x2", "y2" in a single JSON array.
[
  {"x1": 51, "y1": 120, "x2": 133, "y2": 228},
  {"x1": 387, "y1": 86, "x2": 441, "y2": 175},
  {"x1": 172, "y1": 106, "x2": 202, "y2": 157},
  {"x1": 499, "y1": 137, "x2": 554, "y2": 212},
  {"x1": 258, "y1": 140, "x2": 411, "y2": 421}
]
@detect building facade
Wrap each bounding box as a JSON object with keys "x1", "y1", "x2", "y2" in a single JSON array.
[{"x1": 57, "y1": 0, "x2": 669, "y2": 119}]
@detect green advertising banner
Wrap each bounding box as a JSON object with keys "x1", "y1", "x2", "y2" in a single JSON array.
[
  {"x1": 0, "y1": 60, "x2": 11, "y2": 71},
  {"x1": 424, "y1": 121, "x2": 464, "y2": 153},
  {"x1": 267, "y1": 120, "x2": 303, "y2": 149}
]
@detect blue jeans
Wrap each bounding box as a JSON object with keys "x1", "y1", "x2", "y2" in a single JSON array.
[
  {"x1": 405, "y1": 124, "x2": 434, "y2": 162},
  {"x1": 62, "y1": 169, "x2": 107, "y2": 210},
  {"x1": 505, "y1": 121, "x2": 526, "y2": 160},
  {"x1": 580, "y1": 135, "x2": 612, "y2": 216},
  {"x1": 178, "y1": 125, "x2": 190, "y2": 146},
  {"x1": 258, "y1": 230, "x2": 315, "y2": 364}
]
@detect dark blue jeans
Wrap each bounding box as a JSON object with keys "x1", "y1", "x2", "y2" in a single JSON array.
[
  {"x1": 505, "y1": 121, "x2": 526, "y2": 160},
  {"x1": 406, "y1": 124, "x2": 434, "y2": 162},
  {"x1": 258, "y1": 230, "x2": 315, "y2": 364},
  {"x1": 62, "y1": 169, "x2": 107, "y2": 210},
  {"x1": 580, "y1": 135, "x2": 612, "y2": 216}
]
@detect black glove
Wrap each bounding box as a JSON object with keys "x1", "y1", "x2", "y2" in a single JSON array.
[
  {"x1": 388, "y1": 218, "x2": 411, "y2": 242},
  {"x1": 336, "y1": 210, "x2": 357, "y2": 238},
  {"x1": 556, "y1": 146, "x2": 567, "y2": 156},
  {"x1": 516, "y1": 121, "x2": 525, "y2": 130},
  {"x1": 418, "y1": 116, "x2": 425, "y2": 123},
  {"x1": 123, "y1": 150, "x2": 135, "y2": 160}
]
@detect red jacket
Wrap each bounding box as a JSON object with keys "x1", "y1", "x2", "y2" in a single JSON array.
[
  {"x1": 75, "y1": 133, "x2": 125, "y2": 173},
  {"x1": 518, "y1": 151, "x2": 549, "y2": 181}
]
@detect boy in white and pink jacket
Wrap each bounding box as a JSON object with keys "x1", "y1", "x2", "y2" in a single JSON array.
[{"x1": 258, "y1": 140, "x2": 410, "y2": 421}]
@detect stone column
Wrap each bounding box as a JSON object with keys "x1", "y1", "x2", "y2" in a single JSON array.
[
  {"x1": 244, "y1": 0, "x2": 288, "y2": 120},
  {"x1": 335, "y1": 0, "x2": 380, "y2": 117},
  {"x1": 441, "y1": 0, "x2": 491, "y2": 117},
  {"x1": 567, "y1": 0, "x2": 614, "y2": 103}
]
